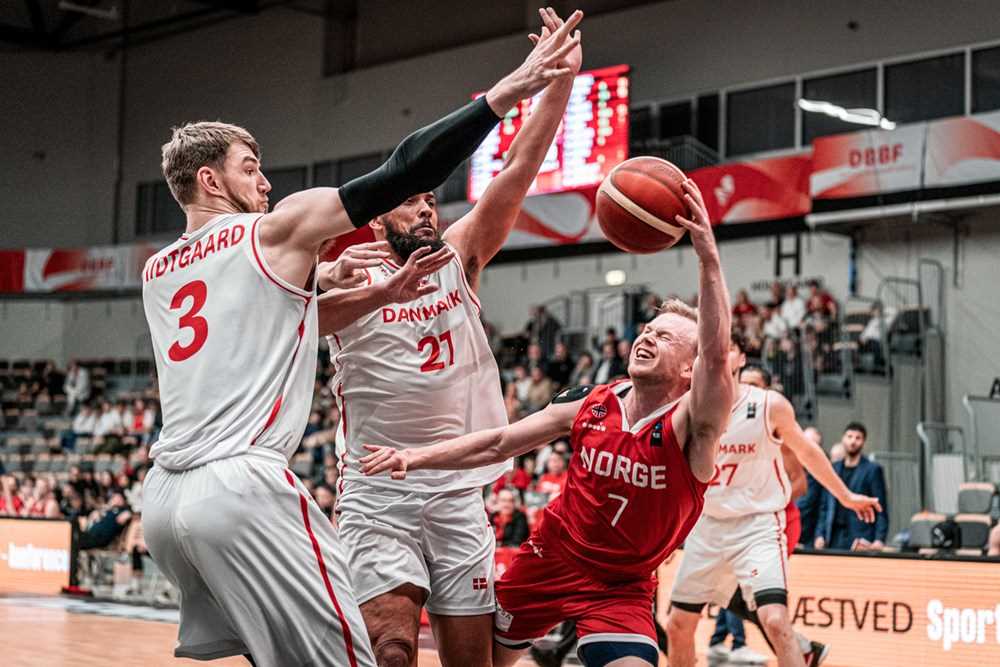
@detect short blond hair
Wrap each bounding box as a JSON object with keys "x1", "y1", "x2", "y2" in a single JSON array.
[
  {"x1": 161, "y1": 121, "x2": 260, "y2": 205},
  {"x1": 656, "y1": 297, "x2": 698, "y2": 323}
]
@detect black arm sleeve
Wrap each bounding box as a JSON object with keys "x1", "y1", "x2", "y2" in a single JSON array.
[{"x1": 338, "y1": 96, "x2": 502, "y2": 227}]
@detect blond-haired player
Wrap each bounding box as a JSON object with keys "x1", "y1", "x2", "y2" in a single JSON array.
[{"x1": 140, "y1": 22, "x2": 579, "y2": 665}]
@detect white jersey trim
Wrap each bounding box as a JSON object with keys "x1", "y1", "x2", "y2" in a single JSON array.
[{"x1": 250, "y1": 216, "x2": 313, "y2": 299}]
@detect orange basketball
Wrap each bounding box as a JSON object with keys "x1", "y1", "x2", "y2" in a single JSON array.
[{"x1": 596, "y1": 157, "x2": 689, "y2": 254}]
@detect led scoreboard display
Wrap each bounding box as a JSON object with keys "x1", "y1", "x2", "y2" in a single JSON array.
[{"x1": 468, "y1": 64, "x2": 630, "y2": 202}]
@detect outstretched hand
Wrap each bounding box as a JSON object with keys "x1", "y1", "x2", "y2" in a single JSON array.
[
  {"x1": 528, "y1": 7, "x2": 583, "y2": 76},
  {"x1": 843, "y1": 492, "x2": 883, "y2": 524},
  {"x1": 383, "y1": 245, "x2": 454, "y2": 303},
  {"x1": 316, "y1": 241, "x2": 391, "y2": 290},
  {"x1": 360, "y1": 445, "x2": 411, "y2": 480},
  {"x1": 672, "y1": 179, "x2": 718, "y2": 262}
]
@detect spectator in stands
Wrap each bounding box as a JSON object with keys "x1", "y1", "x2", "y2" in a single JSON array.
[
  {"x1": 767, "y1": 281, "x2": 785, "y2": 309},
  {"x1": 63, "y1": 360, "x2": 91, "y2": 415},
  {"x1": 491, "y1": 489, "x2": 529, "y2": 548},
  {"x1": 988, "y1": 525, "x2": 1000, "y2": 557},
  {"x1": 93, "y1": 401, "x2": 125, "y2": 452},
  {"x1": 592, "y1": 341, "x2": 625, "y2": 384},
  {"x1": 525, "y1": 305, "x2": 562, "y2": 358},
  {"x1": 493, "y1": 458, "x2": 532, "y2": 498},
  {"x1": 761, "y1": 304, "x2": 789, "y2": 340},
  {"x1": 806, "y1": 279, "x2": 838, "y2": 319},
  {"x1": 732, "y1": 289, "x2": 757, "y2": 319},
  {"x1": 639, "y1": 293, "x2": 661, "y2": 323},
  {"x1": 547, "y1": 342, "x2": 574, "y2": 389},
  {"x1": 0, "y1": 475, "x2": 23, "y2": 516},
  {"x1": 814, "y1": 422, "x2": 888, "y2": 552},
  {"x1": 568, "y1": 351, "x2": 594, "y2": 387},
  {"x1": 505, "y1": 365, "x2": 532, "y2": 420},
  {"x1": 60, "y1": 486, "x2": 86, "y2": 524},
  {"x1": 124, "y1": 399, "x2": 154, "y2": 438},
  {"x1": 21, "y1": 477, "x2": 61, "y2": 518},
  {"x1": 536, "y1": 453, "x2": 567, "y2": 499},
  {"x1": 860, "y1": 302, "x2": 895, "y2": 368},
  {"x1": 780, "y1": 284, "x2": 807, "y2": 329},
  {"x1": 77, "y1": 489, "x2": 132, "y2": 550},
  {"x1": 525, "y1": 342, "x2": 547, "y2": 374},
  {"x1": 313, "y1": 484, "x2": 336, "y2": 522},
  {"x1": 616, "y1": 339, "x2": 632, "y2": 364}
]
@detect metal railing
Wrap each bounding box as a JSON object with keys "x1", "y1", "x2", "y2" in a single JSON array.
[
  {"x1": 631, "y1": 136, "x2": 720, "y2": 172},
  {"x1": 917, "y1": 422, "x2": 969, "y2": 513},
  {"x1": 869, "y1": 450, "x2": 921, "y2": 543}
]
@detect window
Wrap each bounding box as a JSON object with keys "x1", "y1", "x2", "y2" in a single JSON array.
[
  {"x1": 885, "y1": 53, "x2": 964, "y2": 124},
  {"x1": 136, "y1": 182, "x2": 185, "y2": 236},
  {"x1": 313, "y1": 161, "x2": 338, "y2": 187},
  {"x1": 696, "y1": 93, "x2": 719, "y2": 151},
  {"x1": 629, "y1": 106, "x2": 653, "y2": 153},
  {"x1": 265, "y1": 166, "x2": 307, "y2": 207},
  {"x1": 726, "y1": 82, "x2": 795, "y2": 157},
  {"x1": 973, "y1": 46, "x2": 1000, "y2": 113},
  {"x1": 802, "y1": 68, "x2": 877, "y2": 143},
  {"x1": 658, "y1": 100, "x2": 692, "y2": 139}
]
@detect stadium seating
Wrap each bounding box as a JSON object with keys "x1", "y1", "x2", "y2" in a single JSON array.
[
  {"x1": 908, "y1": 511, "x2": 947, "y2": 549},
  {"x1": 954, "y1": 513, "x2": 993, "y2": 553}
]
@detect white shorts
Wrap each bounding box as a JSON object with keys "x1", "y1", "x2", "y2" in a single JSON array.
[
  {"x1": 143, "y1": 449, "x2": 376, "y2": 667},
  {"x1": 670, "y1": 510, "x2": 789, "y2": 610},
  {"x1": 337, "y1": 480, "x2": 495, "y2": 615}
]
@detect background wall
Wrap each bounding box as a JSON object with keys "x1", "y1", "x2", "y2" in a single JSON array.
[{"x1": 4, "y1": 0, "x2": 1000, "y2": 247}]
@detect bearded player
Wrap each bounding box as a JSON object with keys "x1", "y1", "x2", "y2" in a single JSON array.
[
  {"x1": 361, "y1": 178, "x2": 732, "y2": 667},
  {"x1": 140, "y1": 17, "x2": 578, "y2": 665},
  {"x1": 316, "y1": 9, "x2": 583, "y2": 667},
  {"x1": 665, "y1": 337, "x2": 883, "y2": 667}
]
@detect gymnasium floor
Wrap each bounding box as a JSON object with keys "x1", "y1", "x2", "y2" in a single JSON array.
[{"x1": 1, "y1": 595, "x2": 843, "y2": 666}]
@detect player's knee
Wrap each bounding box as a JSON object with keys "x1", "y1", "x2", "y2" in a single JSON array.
[
  {"x1": 757, "y1": 606, "x2": 791, "y2": 639},
  {"x1": 373, "y1": 637, "x2": 415, "y2": 667},
  {"x1": 666, "y1": 608, "x2": 698, "y2": 638}
]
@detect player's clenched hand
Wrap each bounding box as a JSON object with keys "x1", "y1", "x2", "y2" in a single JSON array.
[
  {"x1": 672, "y1": 179, "x2": 719, "y2": 263},
  {"x1": 528, "y1": 8, "x2": 583, "y2": 75},
  {"x1": 360, "y1": 445, "x2": 411, "y2": 480},
  {"x1": 383, "y1": 245, "x2": 453, "y2": 303},
  {"x1": 317, "y1": 241, "x2": 391, "y2": 290},
  {"x1": 843, "y1": 492, "x2": 882, "y2": 524}
]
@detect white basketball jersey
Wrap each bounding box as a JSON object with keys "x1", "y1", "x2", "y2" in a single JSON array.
[
  {"x1": 142, "y1": 213, "x2": 318, "y2": 471},
  {"x1": 702, "y1": 385, "x2": 791, "y2": 519},
  {"x1": 330, "y1": 245, "x2": 510, "y2": 493}
]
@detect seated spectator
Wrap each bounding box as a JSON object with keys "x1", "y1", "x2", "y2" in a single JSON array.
[
  {"x1": 524, "y1": 365, "x2": 555, "y2": 414},
  {"x1": 592, "y1": 341, "x2": 625, "y2": 384},
  {"x1": 616, "y1": 339, "x2": 632, "y2": 365},
  {"x1": 21, "y1": 476, "x2": 61, "y2": 518},
  {"x1": 525, "y1": 305, "x2": 562, "y2": 358},
  {"x1": 525, "y1": 342, "x2": 547, "y2": 375},
  {"x1": 94, "y1": 401, "x2": 126, "y2": 453},
  {"x1": 124, "y1": 399, "x2": 155, "y2": 437},
  {"x1": 568, "y1": 351, "x2": 594, "y2": 387},
  {"x1": 313, "y1": 484, "x2": 336, "y2": 522},
  {"x1": 63, "y1": 360, "x2": 91, "y2": 415},
  {"x1": 780, "y1": 284, "x2": 806, "y2": 329},
  {"x1": 73, "y1": 403, "x2": 97, "y2": 435},
  {"x1": 536, "y1": 454, "x2": 567, "y2": 499},
  {"x1": 806, "y1": 279, "x2": 838, "y2": 319},
  {"x1": 41, "y1": 360, "x2": 66, "y2": 399},
  {"x1": 60, "y1": 486, "x2": 86, "y2": 524},
  {"x1": 490, "y1": 489, "x2": 529, "y2": 548},
  {"x1": 493, "y1": 459, "x2": 533, "y2": 497},
  {"x1": 504, "y1": 365, "x2": 532, "y2": 420},
  {"x1": 814, "y1": 422, "x2": 888, "y2": 552},
  {"x1": 859, "y1": 302, "x2": 896, "y2": 366},
  {"x1": 547, "y1": 342, "x2": 574, "y2": 389},
  {"x1": 1, "y1": 475, "x2": 24, "y2": 516},
  {"x1": 761, "y1": 305, "x2": 789, "y2": 339},
  {"x1": 78, "y1": 490, "x2": 133, "y2": 550},
  {"x1": 766, "y1": 281, "x2": 785, "y2": 309},
  {"x1": 732, "y1": 289, "x2": 757, "y2": 318}
]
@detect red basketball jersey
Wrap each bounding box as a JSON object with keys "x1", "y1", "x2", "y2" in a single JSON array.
[{"x1": 538, "y1": 382, "x2": 708, "y2": 584}]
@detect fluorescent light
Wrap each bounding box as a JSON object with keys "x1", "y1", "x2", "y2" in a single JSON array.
[
  {"x1": 797, "y1": 98, "x2": 896, "y2": 130},
  {"x1": 605, "y1": 270, "x2": 627, "y2": 286}
]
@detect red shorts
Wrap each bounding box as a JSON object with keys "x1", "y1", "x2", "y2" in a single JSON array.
[
  {"x1": 784, "y1": 502, "x2": 801, "y2": 558},
  {"x1": 493, "y1": 534, "x2": 658, "y2": 652}
]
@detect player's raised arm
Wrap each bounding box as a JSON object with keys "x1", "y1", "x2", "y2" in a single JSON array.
[
  {"x1": 444, "y1": 8, "x2": 582, "y2": 290},
  {"x1": 673, "y1": 180, "x2": 734, "y2": 483},
  {"x1": 360, "y1": 394, "x2": 583, "y2": 479},
  {"x1": 264, "y1": 9, "x2": 584, "y2": 256},
  {"x1": 770, "y1": 394, "x2": 882, "y2": 523}
]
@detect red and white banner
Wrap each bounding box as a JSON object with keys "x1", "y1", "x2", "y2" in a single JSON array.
[
  {"x1": 925, "y1": 110, "x2": 1000, "y2": 186},
  {"x1": 691, "y1": 151, "x2": 812, "y2": 223},
  {"x1": 811, "y1": 125, "x2": 925, "y2": 199},
  {"x1": 0, "y1": 244, "x2": 158, "y2": 293}
]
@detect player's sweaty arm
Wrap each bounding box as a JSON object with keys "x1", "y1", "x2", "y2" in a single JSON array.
[
  {"x1": 672, "y1": 180, "x2": 733, "y2": 484},
  {"x1": 444, "y1": 8, "x2": 581, "y2": 291},
  {"x1": 771, "y1": 394, "x2": 882, "y2": 523},
  {"x1": 359, "y1": 398, "x2": 581, "y2": 479}
]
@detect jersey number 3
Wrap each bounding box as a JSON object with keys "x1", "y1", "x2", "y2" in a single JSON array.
[
  {"x1": 418, "y1": 330, "x2": 454, "y2": 373},
  {"x1": 168, "y1": 280, "x2": 209, "y2": 362}
]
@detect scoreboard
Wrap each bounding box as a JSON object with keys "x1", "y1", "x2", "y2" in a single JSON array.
[{"x1": 468, "y1": 64, "x2": 630, "y2": 202}]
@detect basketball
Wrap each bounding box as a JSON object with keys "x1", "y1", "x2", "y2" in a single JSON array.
[{"x1": 596, "y1": 156, "x2": 690, "y2": 254}]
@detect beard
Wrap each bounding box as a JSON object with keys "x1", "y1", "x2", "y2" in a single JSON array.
[{"x1": 384, "y1": 223, "x2": 445, "y2": 262}]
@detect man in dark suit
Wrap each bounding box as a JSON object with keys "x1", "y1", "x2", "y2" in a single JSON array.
[{"x1": 814, "y1": 422, "x2": 889, "y2": 551}]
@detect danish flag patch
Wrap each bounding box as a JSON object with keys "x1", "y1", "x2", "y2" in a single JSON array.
[
  {"x1": 591, "y1": 404, "x2": 608, "y2": 419},
  {"x1": 472, "y1": 577, "x2": 489, "y2": 591}
]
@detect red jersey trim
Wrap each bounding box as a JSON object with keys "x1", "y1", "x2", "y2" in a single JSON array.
[
  {"x1": 772, "y1": 458, "x2": 788, "y2": 497},
  {"x1": 382, "y1": 257, "x2": 401, "y2": 270},
  {"x1": 283, "y1": 470, "x2": 359, "y2": 667},
  {"x1": 250, "y1": 216, "x2": 313, "y2": 299}
]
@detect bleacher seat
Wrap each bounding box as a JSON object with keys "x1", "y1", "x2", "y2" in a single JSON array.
[
  {"x1": 957, "y1": 482, "x2": 998, "y2": 514},
  {"x1": 6, "y1": 454, "x2": 22, "y2": 473},
  {"x1": 34, "y1": 453, "x2": 51, "y2": 473},
  {"x1": 908, "y1": 511, "x2": 947, "y2": 549},
  {"x1": 50, "y1": 455, "x2": 68, "y2": 474},
  {"x1": 954, "y1": 514, "x2": 993, "y2": 552}
]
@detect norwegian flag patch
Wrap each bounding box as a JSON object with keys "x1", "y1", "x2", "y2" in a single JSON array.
[
  {"x1": 472, "y1": 577, "x2": 489, "y2": 591},
  {"x1": 591, "y1": 404, "x2": 608, "y2": 419}
]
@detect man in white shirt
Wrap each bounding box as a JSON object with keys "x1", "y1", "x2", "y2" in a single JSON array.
[
  {"x1": 63, "y1": 361, "x2": 91, "y2": 415},
  {"x1": 761, "y1": 305, "x2": 789, "y2": 339},
  {"x1": 779, "y1": 285, "x2": 806, "y2": 329}
]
